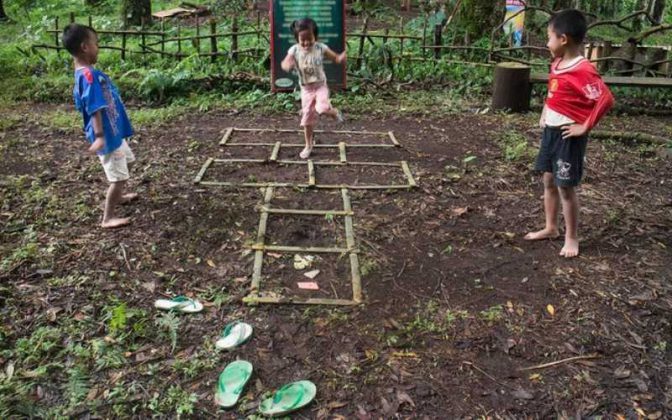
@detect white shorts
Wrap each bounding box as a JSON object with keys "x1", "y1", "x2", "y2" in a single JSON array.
[{"x1": 99, "y1": 140, "x2": 135, "y2": 183}]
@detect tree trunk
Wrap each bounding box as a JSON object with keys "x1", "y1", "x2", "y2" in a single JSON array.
[
  {"x1": 0, "y1": 0, "x2": 8, "y2": 21},
  {"x1": 122, "y1": 0, "x2": 152, "y2": 27},
  {"x1": 460, "y1": 0, "x2": 503, "y2": 40},
  {"x1": 492, "y1": 62, "x2": 531, "y2": 113}
]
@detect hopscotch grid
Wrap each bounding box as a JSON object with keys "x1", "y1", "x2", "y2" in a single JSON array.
[{"x1": 198, "y1": 128, "x2": 415, "y2": 306}]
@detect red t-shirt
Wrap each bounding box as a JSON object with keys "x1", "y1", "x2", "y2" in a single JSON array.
[{"x1": 545, "y1": 57, "x2": 615, "y2": 130}]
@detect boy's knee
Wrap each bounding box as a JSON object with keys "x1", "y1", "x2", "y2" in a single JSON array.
[
  {"x1": 542, "y1": 173, "x2": 555, "y2": 189},
  {"x1": 558, "y1": 186, "x2": 575, "y2": 200}
]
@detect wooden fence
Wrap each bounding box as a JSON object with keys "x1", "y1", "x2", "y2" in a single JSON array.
[{"x1": 31, "y1": 8, "x2": 672, "y2": 81}]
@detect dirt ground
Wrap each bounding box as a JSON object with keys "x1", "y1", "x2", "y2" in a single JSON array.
[{"x1": 1, "y1": 104, "x2": 671, "y2": 418}]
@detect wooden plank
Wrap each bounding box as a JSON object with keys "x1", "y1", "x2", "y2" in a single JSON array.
[
  {"x1": 339, "y1": 142, "x2": 347, "y2": 163},
  {"x1": 270, "y1": 141, "x2": 281, "y2": 162},
  {"x1": 193, "y1": 158, "x2": 214, "y2": 184},
  {"x1": 401, "y1": 161, "x2": 417, "y2": 187},
  {"x1": 530, "y1": 73, "x2": 672, "y2": 87},
  {"x1": 219, "y1": 127, "x2": 234, "y2": 145},
  {"x1": 243, "y1": 295, "x2": 358, "y2": 306}
]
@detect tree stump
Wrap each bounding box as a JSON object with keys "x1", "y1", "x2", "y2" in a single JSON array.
[{"x1": 492, "y1": 62, "x2": 531, "y2": 113}]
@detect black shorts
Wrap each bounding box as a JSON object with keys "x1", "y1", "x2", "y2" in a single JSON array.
[{"x1": 534, "y1": 126, "x2": 588, "y2": 187}]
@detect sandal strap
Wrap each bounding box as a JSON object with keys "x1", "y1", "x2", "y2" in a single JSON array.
[{"x1": 272, "y1": 382, "x2": 304, "y2": 409}]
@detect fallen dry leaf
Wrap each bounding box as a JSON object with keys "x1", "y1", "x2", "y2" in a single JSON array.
[{"x1": 546, "y1": 304, "x2": 555, "y2": 316}]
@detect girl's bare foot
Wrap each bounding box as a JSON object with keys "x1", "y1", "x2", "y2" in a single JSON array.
[
  {"x1": 524, "y1": 227, "x2": 560, "y2": 240},
  {"x1": 560, "y1": 238, "x2": 579, "y2": 258},
  {"x1": 300, "y1": 147, "x2": 312, "y2": 159},
  {"x1": 121, "y1": 193, "x2": 138, "y2": 204},
  {"x1": 101, "y1": 217, "x2": 131, "y2": 229}
]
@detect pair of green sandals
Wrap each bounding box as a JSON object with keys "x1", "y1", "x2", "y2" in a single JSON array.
[
  {"x1": 216, "y1": 361, "x2": 316, "y2": 417},
  {"x1": 215, "y1": 321, "x2": 316, "y2": 417},
  {"x1": 155, "y1": 297, "x2": 317, "y2": 416}
]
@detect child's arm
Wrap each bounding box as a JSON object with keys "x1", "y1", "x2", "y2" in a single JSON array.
[
  {"x1": 88, "y1": 111, "x2": 105, "y2": 154},
  {"x1": 539, "y1": 105, "x2": 547, "y2": 128},
  {"x1": 281, "y1": 47, "x2": 297, "y2": 72},
  {"x1": 562, "y1": 76, "x2": 614, "y2": 139},
  {"x1": 323, "y1": 46, "x2": 346, "y2": 64}
]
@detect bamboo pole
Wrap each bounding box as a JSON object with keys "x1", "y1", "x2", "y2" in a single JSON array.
[
  {"x1": 70, "y1": 12, "x2": 75, "y2": 23},
  {"x1": 200, "y1": 181, "x2": 305, "y2": 188},
  {"x1": 177, "y1": 23, "x2": 182, "y2": 58},
  {"x1": 121, "y1": 33, "x2": 126, "y2": 60},
  {"x1": 308, "y1": 160, "x2": 316, "y2": 186},
  {"x1": 339, "y1": 142, "x2": 347, "y2": 163},
  {"x1": 270, "y1": 141, "x2": 281, "y2": 161},
  {"x1": 231, "y1": 127, "x2": 389, "y2": 135},
  {"x1": 219, "y1": 127, "x2": 234, "y2": 145},
  {"x1": 350, "y1": 253, "x2": 363, "y2": 303},
  {"x1": 261, "y1": 207, "x2": 353, "y2": 216},
  {"x1": 210, "y1": 19, "x2": 217, "y2": 63},
  {"x1": 193, "y1": 158, "x2": 214, "y2": 183},
  {"x1": 401, "y1": 161, "x2": 417, "y2": 187},
  {"x1": 250, "y1": 250, "x2": 264, "y2": 295},
  {"x1": 54, "y1": 17, "x2": 59, "y2": 50},
  {"x1": 250, "y1": 244, "x2": 351, "y2": 254},
  {"x1": 388, "y1": 131, "x2": 400, "y2": 146},
  {"x1": 195, "y1": 17, "x2": 201, "y2": 54},
  {"x1": 243, "y1": 296, "x2": 358, "y2": 306},
  {"x1": 223, "y1": 143, "x2": 396, "y2": 149},
  {"x1": 214, "y1": 158, "x2": 267, "y2": 163}
]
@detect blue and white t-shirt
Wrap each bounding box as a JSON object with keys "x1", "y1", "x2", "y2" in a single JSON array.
[
  {"x1": 288, "y1": 42, "x2": 327, "y2": 86},
  {"x1": 73, "y1": 67, "x2": 133, "y2": 156}
]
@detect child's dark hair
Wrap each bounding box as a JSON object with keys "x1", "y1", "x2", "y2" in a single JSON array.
[
  {"x1": 290, "y1": 18, "x2": 318, "y2": 41},
  {"x1": 62, "y1": 23, "x2": 97, "y2": 56},
  {"x1": 549, "y1": 9, "x2": 587, "y2": 44}
]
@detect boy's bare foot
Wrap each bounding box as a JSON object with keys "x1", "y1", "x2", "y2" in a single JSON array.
[
  {"x1": 524, "y1": 227, "x2": 560, "y2": 241},
  {"x1": 121, "y1": 193, "x2": 138, "y2": 204},
  {"x1": 101, "y1": 217, "x2": 131, "y2": 229},
  {"x1": 560, "y1": 238, "x2": 579, "y2": 258}
]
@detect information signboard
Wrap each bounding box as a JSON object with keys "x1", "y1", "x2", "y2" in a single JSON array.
[{"x1": 270, "y1": 0, "x2": 346, "y2": 91}]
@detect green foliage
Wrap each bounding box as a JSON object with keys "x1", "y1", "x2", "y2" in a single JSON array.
[
  {"x1": 499, "y1": 130, "x2": 534, "y2": 161},
  {"x1": 108, "y1": 303, "x2": 128, "y2": 335},
  {"x1": 155, "y1": 312, "x2": 180, "y2": 352}
]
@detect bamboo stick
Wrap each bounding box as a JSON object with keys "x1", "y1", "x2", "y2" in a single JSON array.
[
  {"x1": 388, "y1": 131, "x2": 400, "y2": 146},
  {"x1": 249, "y1": 245, "x2": 351, "y2": 254},
  {"x1": 223, "y1": 143, "x2": 396, "y2": 149},
  {"x1": 210, "y1": 19, "x2": 217, "y2": 63},
  {"x1": 401, "y1": 161, "x2": 417, "y2": 187},
  {"x1": 350, "y1": 253, "x2": 363, "y2": 303},
  {"x1": 219, "y1": 127, "x2": 234, "y2": 145},
  {"x1": 213, "y1": 158, "x2": 267, "y2": 163},
  {"x1": 231, "y1": 127, "x2": 388, "y2": 135},
  {"x1": 270, "y1": 142, "x2": 281, "y2": 161},
  {"x1": 261, "y1": 207, "x2": 353, "y2": 216},
  {"x1": 308, "y1": 160, "x2": 316, "y2": 186},
  {"x1": 250, "y1": 250, "x2": 264, "y2": 295},
  {"x1": 243, "y1": 296, "x2": 358, "y2": 306},
  {"x1": 199, "y1": 181, "x2": 305, "y2": 188},
  {"x1": 193, "y1": 158, "x2": 214, "y2": 183},
  {"x1": 339, "y1": 142, "x2": 347, "y2": 163},
  {"x1": 231, "y1": 15, "x2": 239, "y2": 61}
]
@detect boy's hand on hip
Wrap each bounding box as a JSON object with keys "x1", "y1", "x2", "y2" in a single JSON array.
[
  {"x1": 88, "y1": 137, "x2": 105, "y2": 154},
  {"x1": 561, "y1": 123, "x2": 588, "y2": 139}
]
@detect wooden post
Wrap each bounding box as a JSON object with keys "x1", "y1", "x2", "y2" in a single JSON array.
[
  {"x1": 140, "y1": 17, "x2": 147, "y2": 63},
  {"x1": 599, "y1": 41, "x2": 612, "y2": 73},
  {"x1": 231, "y1": 15, "x2": 239, "y2": 61},
  {"x1": 492, "y1": 62, "x2": 531, "y2": 113},
  {"x1": 160, "y1": 21, "x2": 165, "y2": 55},
  {"x1": 399, "y1": 17, "x2": 404, "y2": 60},
  {"x1": 210, "y1": 19, "x2": 217, "y2": 63},
  {"x1": 256, "y1": 11, "x2": 261, "y2": 54},
  {"x1": 177, "y1": 22, "x2": 182, "y2": 59},
  {"x1": 195, "y1": 17, "x2": 201, "y2": 54},
  {"x1": 357, "y1": 17, "x2": 368, "y2": 69},
  {"x1": 422, "y1": 13, "x2": 428, "y2": 58},
  {"x1": 121, "y1": 33, "x2": 126, "y2": 60},
  {"x1": 54, "y1": 17, "x2": 60, "y2": 50},
  {"x1": 70, "y1": 12, "x2": 75, "y2": 23},
  {"x1": 433, "y1": 24, "x2": 442, "y2": 59}
]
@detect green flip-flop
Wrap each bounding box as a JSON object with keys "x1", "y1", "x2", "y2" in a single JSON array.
[
  {"x1": 154, "y1": 296, "x2": 203, "y2": 313},
  {"x1": 215, "y1": 321, "x2": 253, "y2": 350},
  {"x1": 215, "y1": 360, "x2": 253, "y2": 408},
  {"x1": 259, "y1": 380, "x2": 317, "y2": 417}
]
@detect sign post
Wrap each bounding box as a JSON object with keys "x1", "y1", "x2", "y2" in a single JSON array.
[{"x1": 270, "y1": 0, "x2": 346, "y2": 91}]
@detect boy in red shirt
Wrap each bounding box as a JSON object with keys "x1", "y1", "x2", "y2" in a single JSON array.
[{"x1": 525, "y1": 9, "x2": 614, "y2": 257}]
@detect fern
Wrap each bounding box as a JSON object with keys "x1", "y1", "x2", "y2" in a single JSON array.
[
  {"x1": 155, "y1": 312, "x2": 180, "y2": 352},
  {"x1": 108, "y1": 303, "x2": 128, "y2": 335},
  {"x1": 65, "y1": 367, "x2": 89, "y2": 407}
]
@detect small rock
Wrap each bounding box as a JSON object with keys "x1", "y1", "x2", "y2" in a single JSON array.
[{"x1": 511, "y1": 388, "x2": 535, "y2": 400}]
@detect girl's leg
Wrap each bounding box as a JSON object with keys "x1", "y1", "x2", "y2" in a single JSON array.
[
  {"x1": 315, "y1": 85, "x2": 344, "y2": 122},
  {"x1": 300, "y1": 125, "x2": 314, "y2": 159}
]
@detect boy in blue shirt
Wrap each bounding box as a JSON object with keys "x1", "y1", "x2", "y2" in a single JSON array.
[{"x1": 63, "y1": 23, "x2": 137, "y2": 229}]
